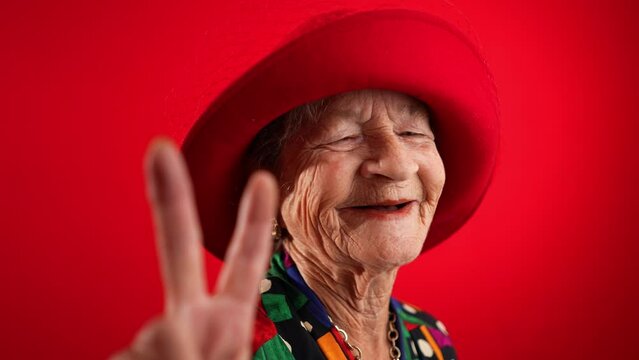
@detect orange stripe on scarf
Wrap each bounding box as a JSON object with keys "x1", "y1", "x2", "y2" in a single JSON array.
[
  {"x1": 420, "y1": 325, "x2": 444, "y2": 360},
  {"x1": 317, "y1": 332, "x2": 348, "y2": 360}
]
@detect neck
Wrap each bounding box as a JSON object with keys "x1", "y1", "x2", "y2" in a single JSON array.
[{"x1": 285, "y1": 241, "x2": 399, "y2": 357}]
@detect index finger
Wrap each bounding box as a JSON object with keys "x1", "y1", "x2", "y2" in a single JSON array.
[{"x1": 144, "y1": 138, "x2": 207, "y2": 314}]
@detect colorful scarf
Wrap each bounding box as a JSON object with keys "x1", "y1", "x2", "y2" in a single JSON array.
[{"x1": 252, "y1": 250, "x2": 458, "y2": 359}]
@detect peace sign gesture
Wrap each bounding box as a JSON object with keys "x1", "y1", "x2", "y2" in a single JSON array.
[{"x1": 111, "y1": 138, "x2": 278, "y2": 360}]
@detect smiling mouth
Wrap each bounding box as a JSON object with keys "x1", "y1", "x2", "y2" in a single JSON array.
[
  {"x1": 339, "y1": 200, "x2": 417, "y2": 220},
  {"x1": 351, "y1": 202, "x2": 413, "y2": 211}
]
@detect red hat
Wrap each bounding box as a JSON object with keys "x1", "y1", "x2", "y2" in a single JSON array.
[{"x1": 182, "y1": 5, "x2": 499, "y2": 259}]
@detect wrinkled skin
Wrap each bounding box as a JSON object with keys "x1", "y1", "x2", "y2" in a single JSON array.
[
  {"x1": 111, "y1": 89, "x2": 445, "y2": 360},
  {"x1": 279, "y1": 89, "x2": 445, "y2": 356},
  {"x1": 280, "y1": 89, "x2": 445, "y2": 269}
]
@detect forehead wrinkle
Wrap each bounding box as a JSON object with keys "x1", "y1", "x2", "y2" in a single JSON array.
[
  {"x1": 397, "y1": 99, "x2": 428, "y2": 116},
  {"x1": 329, "y1": 108, "x2": 361, "y2": 120},
  {"x1": 317, "y1": 90, "x2": 431, "y2": 131},
  {"x1": 362, "y1": 92, "x2": 428, "y2": 124},
  {"x1": 384, "y1": 97, "x2": 430, "y2": 126}
]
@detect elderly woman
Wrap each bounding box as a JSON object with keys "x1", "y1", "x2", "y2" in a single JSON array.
[{"x1": 114, "y1": 5, "x2": 498, "y2": 360}]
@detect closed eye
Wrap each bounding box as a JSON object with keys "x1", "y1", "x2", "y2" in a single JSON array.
[
  {"x1": 399, "y1": 131, "x2": 426, "y2": 137},
  {"x1": 330, "y1": 135, "x2": 362, "y2": 144}
]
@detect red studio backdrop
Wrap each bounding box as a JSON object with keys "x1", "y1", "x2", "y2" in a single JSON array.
[{"x1": 1, "y1": 0, "x2": 638, "y2": 359}]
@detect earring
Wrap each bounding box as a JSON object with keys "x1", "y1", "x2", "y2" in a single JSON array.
[{"x1": 272, "y1": 219, "x2": 282, "y2": 241}]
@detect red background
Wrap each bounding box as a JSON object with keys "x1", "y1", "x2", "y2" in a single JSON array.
[{"x1": 2, "y1": 0, "x2": 638, "y2": 358}]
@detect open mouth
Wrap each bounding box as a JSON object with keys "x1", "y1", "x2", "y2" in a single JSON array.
[
  {"x1": 339, "y1": 200, "x2": 416, "y2": 220},
  {"x1": 351, "y1": 201, "x2": 413, "y2": 212}
]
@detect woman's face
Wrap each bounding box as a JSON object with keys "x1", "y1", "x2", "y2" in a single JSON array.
[{"x1": 279, "y1": 89, "x2": 445, "y2": 268}]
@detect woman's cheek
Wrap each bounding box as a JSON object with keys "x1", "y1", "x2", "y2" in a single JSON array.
[
  {"x1": 281, "y1": 154, "x2": 335, "y2": 247},
  {"x1": 315, "y1": 153, "x2": 363, "y2": 249},
  {"x1": 292, "y1": 153, "x2": 358, "y2": 247},
  {"x1": 287, "y1": 168, "x2": 323, "y2": 244},
  {"x1": 417, "y1": 147, "x2": 446, "y2": 212}
]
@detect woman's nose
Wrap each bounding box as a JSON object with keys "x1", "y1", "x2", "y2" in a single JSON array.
[{"x1": 359, "y1": 134, "x2": 419, "y2": 181}]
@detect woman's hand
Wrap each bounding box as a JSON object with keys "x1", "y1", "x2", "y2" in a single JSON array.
[{"x1": 111, "y1": 138, "x2": 278, "y2": 360}]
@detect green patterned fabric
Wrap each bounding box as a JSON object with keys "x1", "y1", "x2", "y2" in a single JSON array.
[{"x1": 252, "y1": 251, "x2": 458, "y2": 359}]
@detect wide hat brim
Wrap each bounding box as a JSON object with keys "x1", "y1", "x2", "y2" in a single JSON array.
[{"x1": 182, "y1": 8, "x2": 499, "y2": 259}]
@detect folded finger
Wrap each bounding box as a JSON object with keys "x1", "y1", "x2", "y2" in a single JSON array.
[{"x1": 130, "y1": 317, "x2": 199, "y2": 360}]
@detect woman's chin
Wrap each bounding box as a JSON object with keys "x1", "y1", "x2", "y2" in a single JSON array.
[{"x1": 354, "y1": 232, "x2": 426, "y2": 268}]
